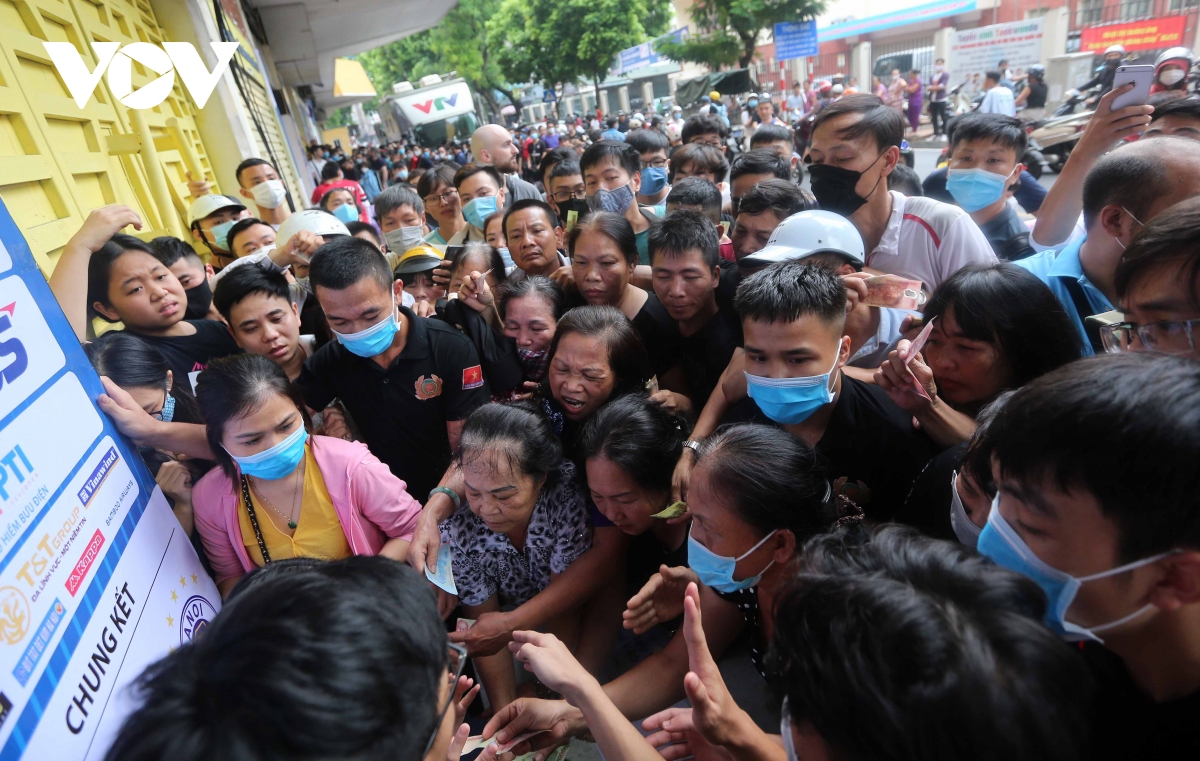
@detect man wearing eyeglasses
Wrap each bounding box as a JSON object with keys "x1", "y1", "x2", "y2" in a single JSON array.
[
  {"x1": 1103, "y1": 195, "x2": 1200, "y2": 359},
  {"x1": 625, "y1": 128, "x2": 672, "y2": 210},
  {"x1": 681, "y1": 113, "x2": 729, "y2": 154},
  {"x1": 1017, "y1": 138, "x2": 1200, "y2": 355}
]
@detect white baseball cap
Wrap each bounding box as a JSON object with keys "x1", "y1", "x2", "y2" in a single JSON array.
[
  {"x1": 742, "y1": 210, "x2": 865, "y2": 267},
  {"x1": 187, "y1": 194, "x2": 245, "y2": 225},
  {"x1": 275, "y1": 209, "x2": 350, "y2": 250}
]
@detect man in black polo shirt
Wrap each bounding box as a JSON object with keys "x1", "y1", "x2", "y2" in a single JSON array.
[
  {"x1": 297, "y1": 237, "x2": 490, "y2": 500},
  {"x1": 721, "y1": 261, "x2": 935, "y2": 521},
  {"x1": 648, "y1": 210, "x2": 741, "y2": 407}
]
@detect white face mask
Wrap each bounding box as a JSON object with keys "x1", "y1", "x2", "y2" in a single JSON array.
[
  {"x1": 1160, "y1": 68, "x2": 1186, "y2": 86},
  {"x1": 385, "y1": 225, "x2": 425, "y2": 253},
  {"x1": 251, "y1": 179, "x2": 288, "y2": 209},
  {"x1": 949, "y1": 472, "x2": 983, "y2": 547}
]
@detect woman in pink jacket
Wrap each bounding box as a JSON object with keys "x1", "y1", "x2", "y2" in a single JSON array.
[{"x1": 192, "y1": 354, "x2": 420, "y2": 597}]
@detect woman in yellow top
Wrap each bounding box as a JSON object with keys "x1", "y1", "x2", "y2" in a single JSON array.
[{"x1": 193, "y1": 354, "x2": 423, "y2": 597}]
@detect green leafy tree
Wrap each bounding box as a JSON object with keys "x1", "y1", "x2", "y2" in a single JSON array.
[
  {"x1": 656, "y1": 0, "x2": 825, "y2": 69},
  {"x1": 358, "y1": 34, "x2": 438, "y2": 97},
  {"x1": 426, "y1": 0, "x2": 524, "y2": 117},
  {"x1": 358, "y1": 0, "x2": 523, "y2": 122},
  {"x1": 324, "y1": 106, "x2": 355, "y2": 128},
  {"x1": 488, "y1": 0, "x2": 670, "y2": 104}
]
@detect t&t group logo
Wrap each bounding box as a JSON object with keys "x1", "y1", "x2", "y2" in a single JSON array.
[{"x1": 43, "y1": 41, "x2": 240, "y2": 110}]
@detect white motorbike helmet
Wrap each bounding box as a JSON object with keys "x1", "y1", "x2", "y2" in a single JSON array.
[
  {"x1": 742, "y1": 210, "x2": 866, "y2": 267},
  {"x1": 276, "y1": 208, "x2": 351, "y2": 251}
]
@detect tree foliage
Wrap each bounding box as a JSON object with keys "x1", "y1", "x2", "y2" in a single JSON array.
[
  {"x1": 487, "y1": 0, "x2": 671, "y2": 96},
  {"x1": 655, "y1": 0, "x2": 825, "y2": 69},
  {"x1": 357, "y1": 0, "x2": 522, "y2": 119}
]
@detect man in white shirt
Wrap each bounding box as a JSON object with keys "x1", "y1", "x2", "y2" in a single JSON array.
[
  {"x1": 807, "y1": 95, "x2": 996, "y2": 291},
  {"x1": 978, "y1": 70, "x2": 1016, "y2": 117}
]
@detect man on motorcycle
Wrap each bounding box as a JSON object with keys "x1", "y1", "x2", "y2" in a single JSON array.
[
  {"x1": 1015, "y1": 64, "x2": 1049, "y2": 122},
  {"x1": 1080, "y1": 45, "x2": 1126, "y2": 106},
  {"x1": 1149, "y1": 46, "x2": 1194, "y2": 102}
]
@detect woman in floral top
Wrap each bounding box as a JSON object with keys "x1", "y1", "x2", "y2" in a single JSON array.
[{"x1": 440, "y1": 402, "x2": 592, "y2": 709}]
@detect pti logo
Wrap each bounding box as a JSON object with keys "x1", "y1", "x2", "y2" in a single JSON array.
[
  {"x1": 44, "y1": 41, "x2": 239, "y2": 110},
  {"x1": 413, "y1": 93, "x2": 459, "y2": 114}
]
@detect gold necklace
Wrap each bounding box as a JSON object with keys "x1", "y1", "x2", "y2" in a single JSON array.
[{"x1": 250, "y1": 470, "x2": 302, "y2": 529}]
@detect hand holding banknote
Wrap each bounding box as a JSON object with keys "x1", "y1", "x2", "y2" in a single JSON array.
[{"x1": 874, "y1": 317, "x2": 939, "y2": 414}]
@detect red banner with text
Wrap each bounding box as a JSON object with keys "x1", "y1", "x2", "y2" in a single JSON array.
[{"x1": 1080, "y1": 16, "x2": 1188, "y2": 53}]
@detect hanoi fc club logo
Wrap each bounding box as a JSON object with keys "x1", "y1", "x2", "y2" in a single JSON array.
[
  {"x1": 43, "y1": 41, "x2": 239, "y2": 110},
  {"x1": 0, "y1": 586, "x2": 30, "y2": 646}
]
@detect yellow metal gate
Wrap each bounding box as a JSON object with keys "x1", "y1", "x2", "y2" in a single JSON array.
[{"x1": 0, "y1": 0, "x2": 216, "y2": 273}]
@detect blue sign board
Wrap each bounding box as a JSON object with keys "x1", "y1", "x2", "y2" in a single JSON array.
[
  {"x1": 819, "y1": 0, "x2": 976, "y2": 41},
  {"x1": 0, "y1": 200, "x2": 219, "y2": 760},
  {"x1": 615, "y1": 28, "x2": 687, "y2": 74},
  {"x1": 775, "y1": 20, "x2": 819, "y2": 61}
]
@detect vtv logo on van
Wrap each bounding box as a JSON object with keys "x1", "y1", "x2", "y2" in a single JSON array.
[
  {"x1": 413, "y1": 93, "x2": 459, "y2": 114},
  {"x1": 43, "y1": 41, "x2": 239, "y2": 110}
]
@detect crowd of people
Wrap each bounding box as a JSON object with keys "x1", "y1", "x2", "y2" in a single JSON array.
[{"x1": 43, "y1": 81, "x2": 1200, "y2": 761}]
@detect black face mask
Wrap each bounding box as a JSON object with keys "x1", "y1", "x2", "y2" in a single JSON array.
[
  {"x1": 808, "y1": 153, "x2": 886, "y2": 217},
  {"x1": 1106, "y1": 59, "x2": 1120, "y2": 68},
  {"x1": 555, "y1": 198, "x2": 591, "y2": 231},
  {"x1": 184, "y1": 279, "x2": 213, "y2": 320}
]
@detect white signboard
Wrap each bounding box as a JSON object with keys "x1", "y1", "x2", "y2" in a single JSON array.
[
  {"x1": 0, "y1": 199, "x2": 219, "y2": 761},
  {"x1": 950, "y1": 19, "x2": 1044, "y2": 88},
  {"x1": 392, "y1": 80, "x2": 476, "y2": 127}
]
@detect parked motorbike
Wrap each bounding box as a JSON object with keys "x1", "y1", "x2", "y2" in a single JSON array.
[{"x1": 1025, "y1": 89, "x2": 1095, "y2": 173}]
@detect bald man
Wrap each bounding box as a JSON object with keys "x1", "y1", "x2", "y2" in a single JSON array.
[{"x1": 471, "y1": 124, "x2": 543, "y2": 202}]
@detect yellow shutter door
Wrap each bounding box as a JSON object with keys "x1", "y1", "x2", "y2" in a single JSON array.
[{"x1": 0, "y1": 0, "x2": 217, "y2": 273}]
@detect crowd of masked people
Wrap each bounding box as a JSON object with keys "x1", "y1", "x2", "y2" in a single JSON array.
[{"x1": 44, "y1": 84, "x2": 1200, "y2": 761}]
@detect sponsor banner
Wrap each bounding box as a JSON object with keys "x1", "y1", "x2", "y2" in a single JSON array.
[{"x1": 0, "y1": 199, "x2": 219, "y2": 760}]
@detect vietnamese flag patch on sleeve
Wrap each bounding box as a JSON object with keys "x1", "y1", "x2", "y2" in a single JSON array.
[{"x1": 462, "y1": 365, "x2": 484, "y2": 389}]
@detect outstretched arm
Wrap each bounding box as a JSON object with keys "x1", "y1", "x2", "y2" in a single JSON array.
[{"x1": 50, "y1": 206, "x2": 143, "y2": 340}]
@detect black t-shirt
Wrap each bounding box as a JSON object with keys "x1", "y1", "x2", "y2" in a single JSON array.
[
  {"x1": 722, "y1": 375, "x2": 936, "y2": 522},
  {"x1": 626, "y1": 527, "x2": 689, "y2": 599},
  {"x1": 296, "y1": 306, "x2": 491, "y2": 499},
  {"x1": 979, "y1": 203, "x2": 1036, "y2": 261},
  {"x1": 895, "y1": 441, "x2": 967, "y2": 540},
  {"x1": 631, "y1": 294, "x2": 683, "y2": 379},
  {"x1": 134, "y1": 320, "x2": 241, "y2": 391},
  {"x1": 716, "y1": 266, "x2": 743, "y2": 309},
  {"x1": 1083, "y1": 642, "x2": 1200, "y2": 760},
  {"x1": 681, "y1": 308, "x2": 742, "y2": 404},
  {"x1": 1027, "y1": 80, "x2": 1048, "y2": 108}
]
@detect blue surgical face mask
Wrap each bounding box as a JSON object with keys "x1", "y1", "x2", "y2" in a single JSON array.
[
  {"x1": 463, "y1": 195, "x2": 498, "y2": 228},
  {"x1": 946, "y1": 167, "x2": 1014, "y2": 212},
  {"x1": 155, "y1": 392, "x2": 176, "y2": 423},
  {"x1": 977, "y1": 495, "x2": 1171, "y2": 642},
  {"x1": 333, "y1": 295, "x2": 400, "y2": 357},
  {"x1": 332, "y1": 203, "x2": 359, "y2": 224},
  {"x1": 748, "y1": 99, "x2": 758, "y2": 108},
  {"x1": 745, "y1": 351, "x2": 840, "y2": 425},
  {"x1": 639, "y1": 166, "x2": 669, "y2": 196},
  {"x1": 496, "y1": 246, "x2": 515, "y2": 270},
  {"x1": 229, "y1": 424, "x2": 308, "y2": 480},
  {"x1": 208, "y1": 219, "x2": 236, "y2": 252},
  {"x1": 586, "y1": 183, "x2": 635, "y2": 214},
  {"x1": 688, "y1": 525, "x2": 777, "y2": 593}
]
